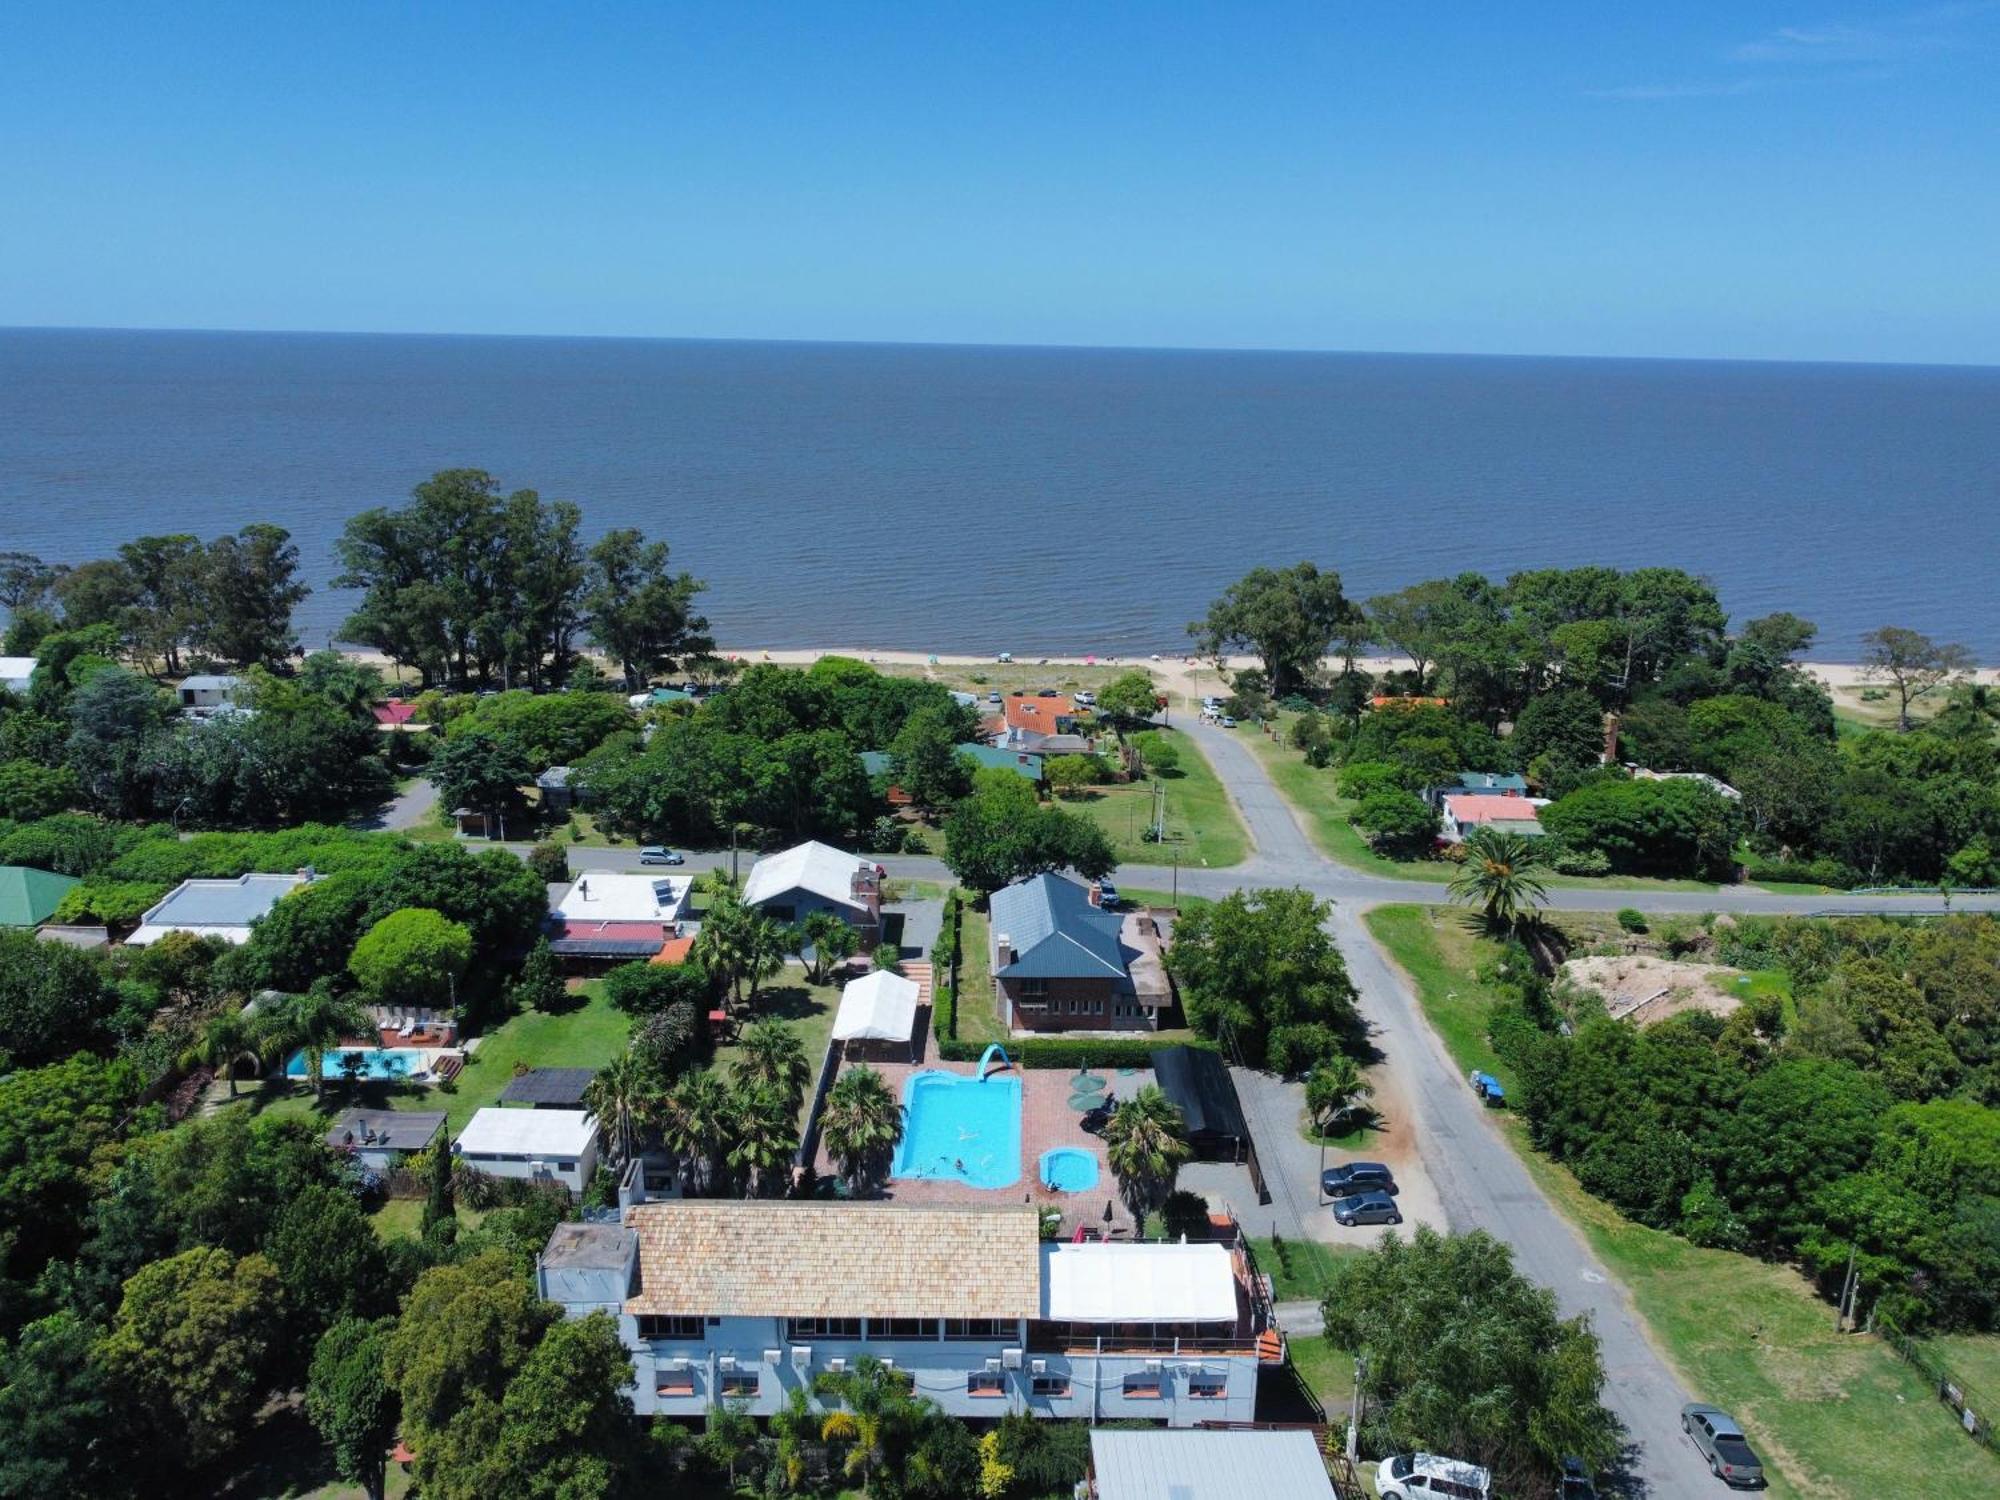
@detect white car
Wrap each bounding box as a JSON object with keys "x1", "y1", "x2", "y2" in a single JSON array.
[
  {"x1": 1376, "y1": 1453, "x2": 1491, "y2": 1500},
  {"x1": 1073, "y1": 691, "x2": 1096, "y2": 707}
]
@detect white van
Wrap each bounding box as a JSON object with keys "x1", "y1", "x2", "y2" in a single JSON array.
[{"x1": 1376, "y1": 1453, "x2": 1492, "y2": 1500}]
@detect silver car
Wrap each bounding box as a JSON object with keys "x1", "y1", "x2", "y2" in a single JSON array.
[
  {"x1": 1681, "y1": 1403, "x2": 1764, "y2": 1488},
  {"x1": 1331, "y1": 1190, "x2": 1402, "y2": 1226}
]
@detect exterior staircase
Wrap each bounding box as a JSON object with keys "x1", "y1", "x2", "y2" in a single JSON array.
[{"x1": 897, "y1": 959, "x2": 933, "y2": 1008}]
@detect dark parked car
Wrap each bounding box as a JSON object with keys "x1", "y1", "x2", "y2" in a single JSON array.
[
  {"x1": 1321, "y1": 1161, "x2": 1397, "y2": 1197},
  {"x1": 1558, "y1": 1457, "x2": 1597, "y2": 1500},
  {"x1": 1330, "y1": 1190, "x2": 1402, "y2": 1227},
  {"x1": 1681, "y1": 1404, "x2": 1764, "y2": 1488}
]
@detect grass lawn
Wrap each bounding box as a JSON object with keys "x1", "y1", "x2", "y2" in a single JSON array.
[
  {"x1": 1252, "y1": 1236, "x2": 1362, "y2": 1302},
  {"x1": 1288, "y1": 1331, "x2": 1358, "y2": 1419},
  {"x1": 1367, "y1": 903, "x2": 2000, "y2": 1497},
  {"x1": 1928, "y1": 1334, "x2": 2000, "y2": 1408},
  {"x1": 950, "y1": 906, "x2": 1010, "y2": 1048},
  {"x1": 713, "y1": 972, "x2": 844, "y2": 1125},
  {"x1": 1244, "y1": 711, "x2": 1736, "y2": 895},
  {"x1": 874, "y1": 660, "x2": 1151, "y2": 697},
  {"x1": 1061, "y1": 728, "x2": 1249, "y2": 869}
]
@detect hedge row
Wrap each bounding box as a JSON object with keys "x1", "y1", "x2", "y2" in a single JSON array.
[
  {"x1": 929, "y1": 889, "x2": 963, "y2": 1041},
  {"x1": 934, "y1": 1034, "x2": 1218, "y2": 1070}
]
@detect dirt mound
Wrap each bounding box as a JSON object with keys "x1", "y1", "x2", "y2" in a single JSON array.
[{"x1": 1561, "y1": 955, "x2": 1744, "y2": 1028}]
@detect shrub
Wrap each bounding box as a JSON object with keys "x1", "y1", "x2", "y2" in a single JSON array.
[
  {"x1": 1739, "y1": 854, "x2": 1855, "y2": 889},
  {"x1": 1548, "y1": 843, "x2": 1612, "y2": 876},
  {"x1": 525, "y1": 841, "x2": 569, "y2": 883},
  {"x1": 934, "y1": 1035, "x2": 1217, "y2": 1069},
  {"x1": 603, "y1": 960, "x2": 711, "y2": 1015},
  {"x1": 1615, "y1": 908, "x2": 1648, "y2": 934},
  {"x1": 1160, "y1": 1189, "x2": 1211, "y2": 1241},
  {"x1": 1337, "y1": 760, "x2": 1411, "y2": 799},
  {"x1": 52, "y1": 879, "x2": 169, "y2": 927},
  {"x1": 1266, "y1": 1022, "x2": 1344, "y2": 1077}
]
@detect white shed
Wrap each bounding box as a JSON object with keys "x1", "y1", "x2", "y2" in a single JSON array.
[{"x1": 454, "y1": 1107, "x2": 600, "y2": 1196}]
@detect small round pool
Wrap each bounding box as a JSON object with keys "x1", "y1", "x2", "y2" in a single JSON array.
[{"x1": 1039, "y1": 1147, "x2": 1100, "y2": 1193}]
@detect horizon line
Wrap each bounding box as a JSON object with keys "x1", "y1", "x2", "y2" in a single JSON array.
[{"x1": 3, "y1": 320, "x2": 1996, "y2": 375}]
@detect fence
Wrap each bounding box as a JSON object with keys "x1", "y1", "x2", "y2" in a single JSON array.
[
  {"x1": 1879, "y1": 1321, "x2": 1995, "y2": 1454},
  {"x1": 794, "y1": 1037, "x2": 846, "y2": 1172}
]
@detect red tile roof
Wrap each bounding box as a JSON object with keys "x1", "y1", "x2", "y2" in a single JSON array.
[
  {"x1": 1444, "y1": 795, "x2": 1542, "y2": 825},
  {"x1": 1003, "y1": 694, "x2": 1075, "y2": 732}
]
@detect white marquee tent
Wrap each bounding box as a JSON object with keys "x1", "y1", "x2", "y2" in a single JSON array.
[{"x1": 832, "y1": 969, "x2": 920, "y2": 1057}]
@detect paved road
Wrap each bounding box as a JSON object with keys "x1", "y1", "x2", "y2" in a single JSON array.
[{"x1": 350, "y1": 775, "x2": 439, "y2": 832}]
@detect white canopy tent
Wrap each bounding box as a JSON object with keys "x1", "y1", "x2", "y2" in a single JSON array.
[{"x1": 832, "y1": 969, "x2": 921, "y2": 1056}]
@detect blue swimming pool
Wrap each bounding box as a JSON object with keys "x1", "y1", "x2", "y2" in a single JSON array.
[
  {"x1": 892, "y1": 1070, "x2": 1022, "y2": 1189},
  {"x1": 286, "y1": 1046, "x2": 429, "y2": 1081},
  {"x1": 1039, "y1": 1147, "x2": 1100, "y2": 1193}
]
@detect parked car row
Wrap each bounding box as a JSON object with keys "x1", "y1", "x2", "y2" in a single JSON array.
[{"x1": 1323, "y1": 1159, "x2": 1402, "y2": 1226}]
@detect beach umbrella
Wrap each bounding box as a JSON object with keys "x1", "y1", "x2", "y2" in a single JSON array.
[
  {"x1": 1103, "y1": 1199, "x2": 1115, "y2": 1224},
  {"x1": 1068, "y1": 1070, "x2": 1104, "y2": 1092},
  {"x1": 1068, "y1": 1091, "x2": 1101, "y2": 1111}
]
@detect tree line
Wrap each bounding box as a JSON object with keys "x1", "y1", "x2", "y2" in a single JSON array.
[
  {"x1": 1197, "y1": 560, "x2": 1994, "y2": 886},
  {"x1": 1484, "y1": 913, "x2": 2000, "y2": 1332}
]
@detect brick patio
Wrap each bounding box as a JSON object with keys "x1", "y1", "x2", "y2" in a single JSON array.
[{"x1": 814, "y1": 1053, "x2": 1156, "y2": 1238}]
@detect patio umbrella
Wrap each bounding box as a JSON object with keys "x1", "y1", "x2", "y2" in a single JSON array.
[
  {"x1": 1068, "y1": 1091, "x2": 1102, "y2": 1112},
  {"x1": 1068, "y1": 1070, "x2": 1104, "y2": 1092}
]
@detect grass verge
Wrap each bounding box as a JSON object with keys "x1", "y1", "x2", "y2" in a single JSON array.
[
  {"x1": 1062, "y1": 727, "x2": 1249, "y2": 869},
  {"x1": 1252, "y1": 1236, "x2": 1361, "y2": 1302},
  {"x1": 1366, "y1": 903, "x2": 2000, "y2": 1497}
]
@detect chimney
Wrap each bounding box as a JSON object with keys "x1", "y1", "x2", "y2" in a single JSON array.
[
  {"x1": 997, "y1": 932, "x2": 1015, "y2": 965},
  {"x1": 577, "y1": 876, "x2": 589, "y2": 899},
  {"x1": 1087, "y1": 882, "x2": 1103, "y2": 908}
]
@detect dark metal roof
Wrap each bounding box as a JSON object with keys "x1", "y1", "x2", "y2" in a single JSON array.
[
  {"x1": 500, "y1": 1067, "x2": 597, "y2": 1106},
  {"x1": 325, "y1": 1109, "x2": 446, "y2": 1152},
  {"x1": 1149, "y1": 1046, "x2": 1247, "y2": 1143},
  {"x1": 990, "y1": 874, "x2": 1125, "y2": 981}
]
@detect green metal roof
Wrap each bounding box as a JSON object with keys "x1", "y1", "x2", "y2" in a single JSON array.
[{"x1": 0, "y1": 866, "x2": 80, "y2": 927}]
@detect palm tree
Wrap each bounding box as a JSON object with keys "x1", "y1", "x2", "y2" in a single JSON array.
[
  {"x1": 727, "y1": 1082, "x2": 798, "y2": 1198},
  {"x1": 813, "y1": 1357, "x2": 920, "y2": 1493},
  {"x1": 255, "y1": 983, "x2": 373, "y2": 1100},
  {"x1": 693, "y1": 888, "x2": 789, "y2": 1010},
  {"x1": 659, "y1": 1067, "x2": 734, "y2": 1195},
  {"x1": 819, "y1": 1065, "x2": 905, "y2": 1194},
  {"x1": 734, "y1": 1020, "x2": 812, "y2": 1115},
  {"x1": 181, "y1": 1010, "x2": 262, "y2": 1099},
  {"x1": 798, "y1": 909, "x2": 858, "y2": 984},
  {"x1": 584, "y1": 1051, "x2": 653, "y2": 1165},
  {"x1": 1305, "y1": 1055, "x2": 1373, "y2": 1136},
  {"x1": 1101, "y1": 1084, "x2": 1192, "y2": 1221},
  {"x1": 767, "y1": 1386, "x2": 818, "y2": 1493},
  {"x1": 1448, "y1": 826, "x2": 1550, "y2": 932}
]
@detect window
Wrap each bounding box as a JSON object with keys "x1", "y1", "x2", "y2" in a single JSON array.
[
  {"x1": 655, "y1": 1370, "x2": 696, "y2": 1397},
  {"x1": 637, "y1": 1315, "x2": 706, "y2": 1341},
  {"x1": 966, "y1": 1372, "x2": 1006, "y2": 1398},
  {"x1": 1018, "y1": 979, "x2": 1048, "y2": 1001},
  {"x1": 944, "y1": 1318, "x2": 1013, "y2": 1341},
  {"x1": 872, "y1": 1318, "x2": 939, "y2": 1341},
  {"x1": 1030, "y1": 1373, "x2": 1071, "y2": 1398},
  {"x1": 1187, "y1": 1375, "x2": 1227, "y2": 1400},
  {"x1": 786, "y1": 1317, "x2": 862, "y2": 1342},
  {"x1": 719, "y1": 1372, "x2": 759, "y2": 1398},
  {"x1": 1121, "y1": 1374, "x2": 1162, "y2": 1399}
]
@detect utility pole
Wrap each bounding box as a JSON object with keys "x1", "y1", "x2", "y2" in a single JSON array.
[
  {"x1": 1347, "y1": 1356, "x2": 1364, "y2": 1463},
  {"x1": 1835, "y1": 1246, "x2": 1858, "y2": 1332}
]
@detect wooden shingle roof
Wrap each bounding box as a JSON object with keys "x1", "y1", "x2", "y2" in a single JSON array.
[{"x1": 625, "y1": 1201, "x2": 1041, "y2": 1320}]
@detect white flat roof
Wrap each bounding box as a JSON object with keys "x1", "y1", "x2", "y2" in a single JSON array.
[
  {"x1": 455, "y1": 1107, "x2": 600, "y2": 1158},
  {"x1": 127, "y1": 872, "x2": 308, "y2": 946},
  {"x1": 1040, "y1": 1241, "x2": 1238, "y2": 1323},
  {"x1": 832, "y1": 969, "x2": 920, "y2": 1042},
  {"x1": 1090, "y1": 1430, "x2": 1335, "y2": 1500},
  {"x1": 0, "y1": 656, "x2": 36, "y2": 686},
  {"x1": 555, "y1": 872, "x2": 691, "y2": 924}
]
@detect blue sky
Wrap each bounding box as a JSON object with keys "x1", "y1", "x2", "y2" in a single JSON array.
[{"x1": 2, "y1": 2, "x2": 1995, "y2": 362}]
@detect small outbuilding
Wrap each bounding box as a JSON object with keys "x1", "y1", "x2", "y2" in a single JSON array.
[
  {"x1": 831, "y1": 969, "x2": 922, "y2": 1061},
  {"x1": 454, "y1": 1107, "x2": 600, "y2": 1196},
  {"x1": 0, "y1": 865, "x2": 79, "y2": 928},
  {"x1": 1149, "y1": 1045, "x2": 1250, "y2": 1162},
  {"x1": 324, "y1": 1109, "x2": 446, "y2": 1172},
  {"x1": 500, "y1": 1067, "x2": 597, "y2": 1109}
]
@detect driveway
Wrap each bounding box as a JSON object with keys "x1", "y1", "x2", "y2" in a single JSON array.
[{"x1": 350, "y1": 774, "x2": 439, "y2": 832}]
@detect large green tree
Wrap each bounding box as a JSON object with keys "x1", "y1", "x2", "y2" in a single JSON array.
[
  {"x1": 97, "y1": 1247, "x2": 282, "y2": 1469},
  {"x1": 1189, "y1": 561, "x2": 1357, "y2": 697},
  {"x1": 1320, "y1": 1227, "x2": 1619, "y2": 1492},
  {"x1": 820, "y1": 1064, "x2": 905, "y2": 1194},
  {"x1": 347, "y1": 907, "x2": 472, "y2": 1010},
  {"x1": 1166, "y1": 886, "x2": 1359, "y2": 1066},
  {"x1": 583, "y1": 528, "x2": 712, "y2": 691},
  {"x1": 305, "y1": 1316, "x2": 398, "y2": 1500}
]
